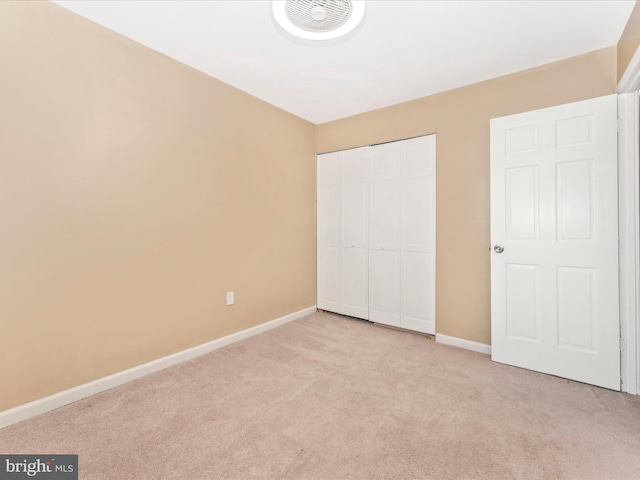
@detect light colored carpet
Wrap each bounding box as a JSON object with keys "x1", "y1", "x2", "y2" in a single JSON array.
[{"x1": 1, "y1": 311, "x2": 640, "y2": 479}]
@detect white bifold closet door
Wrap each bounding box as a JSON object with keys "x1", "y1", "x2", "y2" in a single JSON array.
[
  {"x1": 317, "y1": 135, "x2": 435, "y2": 335},
  {"x1": 369, "y1": 136, "x2": 436, "y2": 334},
  {"x1": 317, "y1": 146, "x2": 369, "y2": 319},
  {"x1": 369, "y1": 141, "x2": 402, "y2": 326}
]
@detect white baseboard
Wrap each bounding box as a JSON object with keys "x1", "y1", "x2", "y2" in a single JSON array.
[
  {"x1": 0, "y1": 306, "x2": 316, "y2": 430},
  {"x1": 436, "y1": 333, "x2": 492, "y2": 355}
]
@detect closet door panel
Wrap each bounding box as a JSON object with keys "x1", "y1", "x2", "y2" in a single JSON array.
[
  {"x1": 401, "y1": 136, "x2": 436, "y2": 334},
  {"x1": 371, "y1": 142, "x2": 401, "y2": 248},
  {"x1": 369, "y1": 249, "x2": 401, "y2": 326},
  {"x1": 343, "y1": 182, "x2": 367, "y2": 246},
  {"x1": 317, "y1": 245, "x2": 341, "y2": 312},
  {"x1": 343, "y1": 147, "x2": 368, "y2": 183},
  {"x1": 403, "y1": 135, "x2": 436, "y2": 177},
  {"x1": 370, "y1": 181, "x2": 400, "y2": 247},
  {"x1": 403, "y1": 176, "x2": 431, "y2": 248},
  {"x1": 318, "y1": 183, "x2": 341, "y2": 244},
  {"x1": 369, "y1": 143, "x2": 401, "y2": 326},
  {"x1": 317, "y1": 152, "x2": 342, "y2": 313},
  {"x1": 318, "y1": 150, "x2": 342, "y2": 184},
  {"x1": 369, "y1": 179, "x2": 400, "y2": 325},
  {"x1": 402, "y1": 251, "x2": 435, "y2": 334},
  {"x1": 342, "y1": 247, "x2": 368, "y2": 318},
  {"x1": 371, "y1": 142, "x2": 401, "y2": 181},
  {"x1": 342, "y1": 148, "x2": 369, "y2": 319}
]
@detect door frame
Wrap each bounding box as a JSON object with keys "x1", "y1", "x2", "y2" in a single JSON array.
[{"x1": 617, "y1": 47, "x2": 640, "y2": 395}]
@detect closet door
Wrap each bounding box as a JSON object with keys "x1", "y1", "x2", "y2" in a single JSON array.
[
  {"x1": 319, "y1": 136, "x2": 436, "y2": 333},
  {"x1": 317, "y1": 151, "x2": 342, "y2": 313},
  {"x1": 342, "y1": 147, "x2": 369, "y2": 319},
  {"x1": 369, "y1": 142, "x2": 402, "y2": 327},
  {"x1": 401, "y1": 136, "x2": 436, "y2": 334}
]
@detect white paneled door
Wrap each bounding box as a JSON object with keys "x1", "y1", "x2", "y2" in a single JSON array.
[
  {"x1": 368, "y1": 136, "x2": 436, "y2": 334},
  {"x1": 490, "y1": 95, "x2": 620, "y2": 390},
  {"x1": 369, "y1": 142, "x2": 402, "y2": 327},
  {"x1": 401, "y1": 136, "x2": 436, "y2": 334},
  {"x1": 342, "y1": 147, "x2": 369, "y2": 319},
  {"x1": 317, "y1": 150, "x2": 342, "y2": 314},
  {"x1": 317, "y1": 146, "x2": 369, "y2": 319}
]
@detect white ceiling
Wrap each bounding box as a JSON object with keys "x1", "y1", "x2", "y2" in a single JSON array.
[{"x1": 52, "y1": 0, "x2": 635, "y2": 124}]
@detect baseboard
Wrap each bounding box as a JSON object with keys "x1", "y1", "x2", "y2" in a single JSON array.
[
  {"x1": 436, "y1": 333, "x2": 492, "y2": 355},
  {"x1": 0, "y1": 306, "x2": 316, "y2": 430}
]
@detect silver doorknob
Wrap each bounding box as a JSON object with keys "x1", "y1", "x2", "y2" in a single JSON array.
[{"x1": 493, "y1": 245, "x2": 504, "y2": 253}]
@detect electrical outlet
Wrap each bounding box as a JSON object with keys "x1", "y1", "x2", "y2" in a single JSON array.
[{"x1": 226, "y1": 292, "x2": 234, "y2": 306}]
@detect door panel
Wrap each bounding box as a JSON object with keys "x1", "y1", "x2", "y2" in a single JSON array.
[
  {"x1": 403, "y1": 177, "x2": 431, "y2": 247},
  {"x1": 317, "y1": 184, "x2": 341, "y2": 244},
  {"x1": 557, "y1": 266, "x2": 596, "y2": 351},
  {"x1": 317, "y1": 151, "x2": 343, "y2": 312},
  {"x1": 370, "y1": 142, "x2": 400, "y2": 181},
  {"x1": 505, "y1": 166, "x2": 539, "y2": 240},
  {"x1": 342, "y1": 246, "x2": 368, "y2": 318},
  {"x1": 505, "y1": 264, "x2": 540, "y2": 342},
  {"x1": 343, "y1": 182, "x2": 367, "y2": 246},
  {"x1": 369, "y1": 249, "x2": 400, "y2": 326},
  {"x1": 317, "y1": 245, "x2": 341, "y2": 312},
  {"x1": 369, "y1": 143, "x2": 401, "y2": 327},
  {"x1": 343, "y1": 147, "x2": 368, "y2": 182},
  {"x1": 341, "y1": 147, "x2": 369, "y2": 319},
  {"x1": 370, "y1": 181, "x2": 400, "y2": 247},
  {"x1": 342, "y1": 179, "x2": 368, "y2": 318},
  {"x1": 404, "y1": 135, "x2": 436, "y2": 177},
  {"x1": 402, "y1": 251, "x2": 435, "y2": 334},
  {"x1": 490, "y1": 94, "x2": 619, "y2": 390},
  {"x1": 400, "y1": 136, "x2": 436, "y2": 334},
  {"x1": 556, "y1": 160, "x2": 594, "y2": 240}
]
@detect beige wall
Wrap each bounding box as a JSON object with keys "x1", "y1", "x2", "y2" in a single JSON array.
[
  {"x1": 0, "y1": 2, "x2": 316, "y2": 411},
  {"x1": 317, "y1": 47, "x2": 617, "y2": 345},
  {"x1": 618, "y1": 0, "x2": 640, "y2": 82}
]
